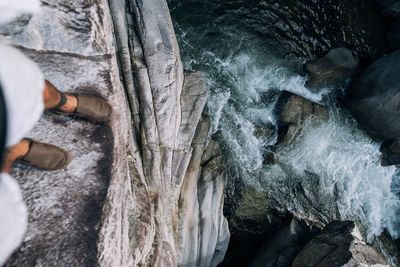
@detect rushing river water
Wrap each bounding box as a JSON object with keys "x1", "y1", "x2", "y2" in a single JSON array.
[{"x1": 168, "y1": 0, "x2": 400, "y2": 241}]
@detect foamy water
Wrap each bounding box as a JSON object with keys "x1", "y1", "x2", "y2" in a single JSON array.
[
  {"x1": 278, "y1": 110, "x2": 400, "y2": 240},
  {"x1": 171, "y1": 5, "x2": 400, "y2": 241}
]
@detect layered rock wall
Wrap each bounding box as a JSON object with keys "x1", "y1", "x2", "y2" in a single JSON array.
[
  {"x1": 2, "y1": 0, "x2": 229, "y2": 266},
  {"x1": 102, "y1": 0, "x2": 230, "y2": 265}
]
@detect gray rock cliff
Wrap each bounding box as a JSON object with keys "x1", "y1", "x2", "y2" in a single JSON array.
[{"x1": 2, "y1": 0, "x2": 229, "y2": 266}]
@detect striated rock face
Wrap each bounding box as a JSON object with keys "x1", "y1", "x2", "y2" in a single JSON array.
[
  {"x1": 292, "y1": 221, "x2": 388, "y2": 267},
  {"x1": 2, "y1": 0, "x2": 229, "y2": 266},
  {"x1": 102, "y1": 0, "x2": 229, "y2": 266},
  {"x1": 177, "y1": 116, "x2": 229, "y2": 267}
]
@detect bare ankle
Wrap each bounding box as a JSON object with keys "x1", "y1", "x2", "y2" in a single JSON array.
[
  {"x1": 58, "y1": 94, "x2": 78, "y2": 113},
  {"x1": 1, "y1": 140, "x2": 31, "y2": 173},
  {"x1": 43, "y1": 80, "x2": 62, "y2": 110}
]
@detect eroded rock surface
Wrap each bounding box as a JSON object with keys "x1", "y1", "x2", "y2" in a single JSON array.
[
  {"x1": 177, "y1": 117, "x2": 229, "y2": 267},
  {"x1": 100, "y1": 0, "x2": 229, "y2": 266}
]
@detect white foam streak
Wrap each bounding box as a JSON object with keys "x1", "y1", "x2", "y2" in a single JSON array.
[
  {"x1": 280, "y1": 111, "x2": 400, "y2": 240},
  {"x1": 208, "y1": 89, "x2": 230, "y2": 134}
]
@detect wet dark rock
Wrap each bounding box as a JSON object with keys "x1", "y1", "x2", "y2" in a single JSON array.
[
  {"x1": 345, "y1": 50, "x2": 400, "y2": 165},
  {"x1": 254, "y1": 124, "x2": 275, "y2": 140},
  {"x1": 377, "y1": 231, "x2": 400, "y2": 267},
  {"x1": 292, "y1": 221, "x2": 388, "y2": 267},
  {"x1": 380, "y1": 139, "x2": 400, "y2": 166},
  {"x1": 378, "y1": 0, "x2": 400, "y2": 17},
  {"x1": 305, "y1": 48, "x2": 358, "y2": 90},
  {"x1": 281, "y1": 94, "x2": 313, "y2": 124},
  {"x1": 262, "y1": 151, "x2": 276, "y2": 165},
  {"x1": 226, "y1": 187, "x2": 274, "y2": 235},
  {"x1": 248, "y1": 219, "x2": 316, "y2": 267},
  {"x1": 278, "y1": 93, "x2": 328, "y2": 145},
  {"x1": 388, "y1": 19, "x2": 400, "y2": 51},
  {"x1": 222, "y1": 161, "x2": 291, "y2": 266},
  {"x1": 220, "y1": 204, "x2": 290, "y2": 267}
]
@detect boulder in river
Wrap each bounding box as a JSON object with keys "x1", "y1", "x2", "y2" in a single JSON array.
[
  {"x1": 278, "y1": 92, "x2": 328, "y2": 145},
  {"x1": 291, "y1": 221, "x2": 388, "y2": 267},
  {"x1": 305, "y1": 48, "x2": 358, "y2": 90},
  {"x1": 345, "y1": 50, "x2": 400, "y2": 165}
]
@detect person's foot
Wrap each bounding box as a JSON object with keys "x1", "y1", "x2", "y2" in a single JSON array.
[
  {"x1": 2, "y1": 139, "x2": 71, "y2": 172},
  {"x1": 62, "y1": 94, "x2": 112, "y2": 122},
  {"x1": 19, "y1": 138, "x2": 71, "y2": 171},
  {"x1": 44, "y1": 80, "x2": 112, "y2": 122}
]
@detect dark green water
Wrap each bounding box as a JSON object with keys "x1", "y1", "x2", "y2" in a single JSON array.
[{"x1": 168, "y1": 1, "x2": 399, "y2": 264}]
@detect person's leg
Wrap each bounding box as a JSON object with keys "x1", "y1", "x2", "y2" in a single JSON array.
[
  {"x1": 1, "y1": 140, "x2": 30, "y2": 173},
  {"x1": 1, "y1": 80, "x2": 112, "y2": 173},
  {"x1": 43, "y1": 80, "x2": 77, "y2": 112}
]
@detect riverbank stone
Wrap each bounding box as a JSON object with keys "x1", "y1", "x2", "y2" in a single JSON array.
[
  {"x1": 277, "y1": 92, "x2": 328, "y2": 145},
  {"x1": 305, "y1": 48, "x2": 358, "y2": 91},
  {"x1": 345, "y1": 49, "x2": 400, "y2": 165}
]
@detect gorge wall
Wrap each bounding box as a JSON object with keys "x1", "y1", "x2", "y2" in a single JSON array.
[{"x1": 2, "y1": 0, "x2": 229, "y2": 266}]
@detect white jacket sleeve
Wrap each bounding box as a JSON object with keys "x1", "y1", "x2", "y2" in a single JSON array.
[
  {"x1": 0, "y1": 0, "x2": 41, "y2": 25},
  {"x1": 0, "y1": 43, "x2": 44, "y2": 146},
  {"x1": 0, "y1": 173, "x2": 27, "y2": 266}
]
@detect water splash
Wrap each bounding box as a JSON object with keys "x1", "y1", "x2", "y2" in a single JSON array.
[
  {"x1": 278, "y1": 110, "x2": 400, "y2": 240},
  {"x1": 170, "y1": 1, "x2": 400, "y2": 241}
]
